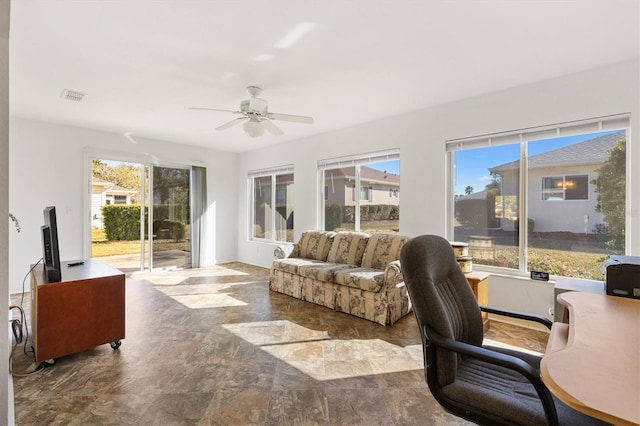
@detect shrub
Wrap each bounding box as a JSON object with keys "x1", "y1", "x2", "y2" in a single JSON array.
[
  {"x1": 153, "y1": 219, "x2": 185, "y2": 241},
  {"x1": 342, "y1": 206, "x2": 355, "y2": 222},
  {"x1": 103, "y1": 205, "x2": 146, "y2": 241},
  {"x1": 325, "y1": 204, "x2": 343, "y2": 231},
  {"x1": 389, "y1": 205, "x2": 400, "y2": 220},
  {"x1": 514, "y1": 218, "x2": 535, "y2": 233},
  {"x1": 342, "y1": 204, "x2": 399, "y2": 222},
  {"x1": 154, "y1": 204, "x2": 189, "y2": 223},
  {"x1": 455, "y1": 198, "x2": 488, "y2": 228}
]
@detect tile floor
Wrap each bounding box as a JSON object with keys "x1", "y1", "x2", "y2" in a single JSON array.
[{"x1": 10, "y1": 262, "x2": 548, "y2": 425}]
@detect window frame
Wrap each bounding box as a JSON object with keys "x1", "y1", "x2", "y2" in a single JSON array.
[
  {"x1": 248, "y1": 165, "x2": 294, "y2": 243},
  {"x1": 318, "y1": 149, "x2": 400, "y2": 231},
  {"x1": 542, "y1": 174, "x2": 589, "y2": 201},
  {"x1": 446, "y1": 114, "x2": 630, "y2": 278}
]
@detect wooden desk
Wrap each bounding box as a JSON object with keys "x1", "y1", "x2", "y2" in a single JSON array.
[
  {"x1": 30, "y1": 258, "x2": 125, "y2": 362},
  {"x1": 541, "y1": 292, "x2": 640, "y2": 425}
]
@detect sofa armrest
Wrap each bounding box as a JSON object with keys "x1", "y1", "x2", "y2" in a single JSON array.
[
  {"x1": 383, "y1": 260, "x2": 404, "y2": 286},
  {"x1": 274, "y1": 244, "x2": 297, "y2": 259}
]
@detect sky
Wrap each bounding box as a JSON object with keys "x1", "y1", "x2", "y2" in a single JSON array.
[
  {"x1": 453, "y1": 129, "x2": 620, "y2": 195},
  {"x1": 367, "y1": 159, "x2": 400, "y2": 175}
]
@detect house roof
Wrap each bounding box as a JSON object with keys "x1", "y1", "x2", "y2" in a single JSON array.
[
  {"x1": 92, "y1": 177, "x2": 137, "y2": 194},
  {"x1": 457, "y1": 189, "x2": 488, "y2": 200},
  {"x1": 325, "y1": 165, "x2": 400, "y2": 186},
  {"x1": 489, "y1": 130, "x2": 625, "y2": 173},
  {"x1": 92, "y1": 178, "x2": 113, "y2": 189}
]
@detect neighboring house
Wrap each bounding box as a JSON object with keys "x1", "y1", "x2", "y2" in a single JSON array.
[
  {"x1": 324, "y1": 165, "x2": 400, "y2": 207},
  {"x1": 91, "y1": 178, "x2": 138, "y2": 228},
  {"x1": 487, "y1": 130, "x2": 625, "y2": 233}
]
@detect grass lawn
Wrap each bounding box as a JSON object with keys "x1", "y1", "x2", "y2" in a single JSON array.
[{"x1": 91, "y1": 228, "x2": 189, "y2": 257}]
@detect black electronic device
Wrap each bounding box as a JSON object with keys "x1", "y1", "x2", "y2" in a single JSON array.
[
  {"x1": 603, "y1": 255, "x2": 640, "y2": 299},
  {"x1": 41, "y1": 206, "x2": 62, "y2": 282},
  {"x1": 530, "y1": 270, "x2": 549, "y2": 281}
]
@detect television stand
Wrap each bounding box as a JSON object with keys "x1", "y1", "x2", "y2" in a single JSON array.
[{"x1": 30, "y1": 258, "x2": 125, "y2": 363}]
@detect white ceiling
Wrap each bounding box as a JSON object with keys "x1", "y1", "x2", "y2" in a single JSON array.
[{"x1": 9, "y1": 1, "x2": 640, "y2": 153}]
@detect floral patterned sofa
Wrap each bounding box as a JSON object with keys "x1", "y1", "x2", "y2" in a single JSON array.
[{"x1": 269, "y1": 230, "x2": 412, "y2": 325}]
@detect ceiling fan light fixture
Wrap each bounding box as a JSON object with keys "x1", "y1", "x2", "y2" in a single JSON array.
[{"x1": 243, "y1": 118, "x2": 264, "y2": 138}]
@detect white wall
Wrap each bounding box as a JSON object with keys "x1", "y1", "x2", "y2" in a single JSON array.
[
  {"x1": 8, "y1": 117, "x2": 239, "y2": 294},
  {"x1": 236, "y1": 59, "x2": 640, "y2": 319},
  {"x1": 1, "y1": 0, "x2": 11, "y2": 423}
]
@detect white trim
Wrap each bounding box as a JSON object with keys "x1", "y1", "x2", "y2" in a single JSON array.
[
  {"x1": 248, "y1": 164, "x2": 294, "y2": 178},
  {"x1": 317, "y1": 148, "x2": 400, "y2": 169},
  {"x1": 446, "y1": 113, "x2": 631, "y2": 152}
]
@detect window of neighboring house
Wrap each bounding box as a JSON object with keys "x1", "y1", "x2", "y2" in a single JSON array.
[
  {"x1": 448, "y1": 115, "x2": 628, "y2": 281},
  {"x1": 360, "y1": 186, "x2": 371, "y2": 201},
  {"x1": 319, "y1": 149, "x2": 400, "y2": 233},
  {"x1": 114, "y1": 195, "x2": 128, "y2": 204},
  {"x1": 249, "y1": 166, "x2": 294, "y2": 243},
  {"x1": 542, "y1": 175, "x2": 589, "y2": 200}
]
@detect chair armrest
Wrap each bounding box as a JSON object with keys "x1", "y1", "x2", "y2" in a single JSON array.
[
  {"x1": 479, "y1": 305, "x2": 553, "y2": 330},
  {"x1": 273, "y1": 244, "x2": 295, "y2": 259},
  {"x1": 383, "y1": 260, "x2": 404, "y2": 286},
  {"x1": 423, "y1": 324, "x2": 558, "y2": 425},
  {"x1": 424, "y1": 324, "x2": 540, "y2": 381}
]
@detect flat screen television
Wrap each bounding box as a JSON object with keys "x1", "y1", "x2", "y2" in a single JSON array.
[{"x1": 41, "y1": 206, "x2": 61, "y2": 282}]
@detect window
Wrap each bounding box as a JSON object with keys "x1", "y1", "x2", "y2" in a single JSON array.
[
  {"x1": 319, "y1": 149, "x2": 400, "y2": 233},
  {"x1": 542, "y1": 175, "x2": 588, "y2": 200},
  {"x1": 114, "y1": 195, "x2": 128, "y2": 204},
  {"x1": 249, "y1": 166, "x2": 294, "y2": 242},
  {"x1": 360, "y1": 186, "x2": 371, "y2": 201},
  {"x1": 448, "y1": 115, "x2": 628, "y2": 280}
]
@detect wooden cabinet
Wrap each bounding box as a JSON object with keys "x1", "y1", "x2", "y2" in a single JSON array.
[
  {"x1": 30, "y1": 258, "x2": 125, "y2": 362},
  {"x1": 465, "y1": 271, "x2": 490, "y2": 331}
]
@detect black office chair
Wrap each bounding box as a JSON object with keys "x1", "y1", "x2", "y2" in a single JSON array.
[{"x1": 399, "y1": 235, "x2": 606, "y2": 426}]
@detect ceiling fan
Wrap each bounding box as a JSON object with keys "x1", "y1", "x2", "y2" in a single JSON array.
[{"x1": 189, "y1": 86, "x2": 314, "y2": 138}]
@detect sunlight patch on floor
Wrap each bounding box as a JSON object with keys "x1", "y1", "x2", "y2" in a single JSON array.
[
  {"x1": 222, "y1": 320, "x2": 422, "y2": 380},
  {"x1": 167, "y1": 293, "x2": 248, "y2": 309},
  {"x1": 483, "y1": 338, "x2": 544, "y2": 357}
]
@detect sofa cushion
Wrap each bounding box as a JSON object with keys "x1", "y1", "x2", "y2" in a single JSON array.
[
  {"x1": 361, "y1": 233, "x2": 410, "y2": 270},
  {"x1": 297, "y1": 231, "x2": 336, "y2": 261},
  {"x1": 334, "y1": 267, "x2": 385, "y2": 292},
  {"x1": 297, "y1": 263, "x2": 352, "y2": 283},
  {"x1": 272, "y1": 258, "x2": 326, "y2": 275},
  {"x1": 326, "y1": 232, "x2": 370, "y2": 266}
]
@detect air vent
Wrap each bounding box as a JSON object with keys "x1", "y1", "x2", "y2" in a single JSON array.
[{"x1": 60, "y1": 89, "x2": 87, "y2": 102}]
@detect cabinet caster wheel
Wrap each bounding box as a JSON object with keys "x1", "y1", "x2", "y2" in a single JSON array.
[
  {"x1": 110, "y1": 340, "x2": 121, "y2": 350},
  {"x1": 42, "y1": 359, "x2": 55, "y2": 367}
]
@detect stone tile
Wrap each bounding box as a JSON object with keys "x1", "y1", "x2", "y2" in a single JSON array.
[
  {"x1": 326, "y1": 388, "x2": 394, "y2": 426},
  {"x1": 265, "y1": 389, "x2": 330, "y2": 425},
  {"x1": 11, "y1": 262, "x2": 549, "y2": 425}
]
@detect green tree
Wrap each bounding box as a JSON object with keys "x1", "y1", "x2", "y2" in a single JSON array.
[
  {"x1": 591, "y1": 138, "x2": 625, "y2": 252},
  {"x1": 464, "y1": 185, "x2": 473, "y2": 195},
  {"x1": 92, "y1": 159, "x2": 143, "y2": 203}
]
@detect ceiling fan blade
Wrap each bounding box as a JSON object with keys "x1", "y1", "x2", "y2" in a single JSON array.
[
  {"x1": 189, "y1": 107, "x2": 241, "y2": 114},
  {"x1": 268, "y1": 112, "x2": 314, "y2": 124},
  {"x1": 215, "y1": 117, "x2": 245, "y2": 130},
  {"x1": 261, "y1": 119, "x2": 284, "y2": 136}
]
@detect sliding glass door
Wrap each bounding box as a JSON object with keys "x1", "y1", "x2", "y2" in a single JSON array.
[
  {"x1": 150, "y1": 166, "x2": 191, "y2": 270},
  {"x1": 90, "y1": 158, "x2": 148, "y2": 273},
  {"x1": 90, "y1": 158, "x2": 198, "y2": 272}
]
